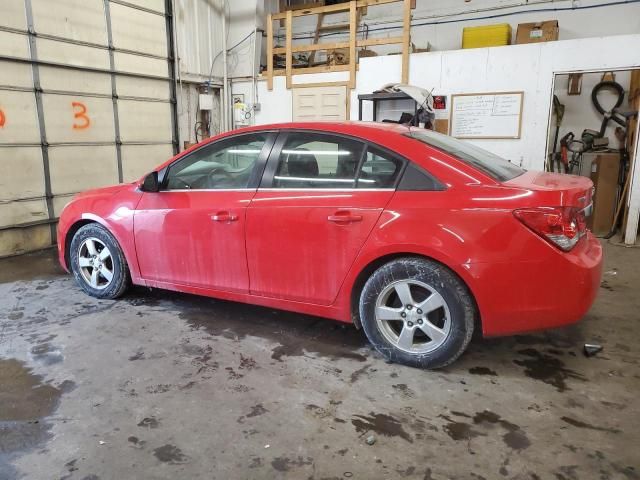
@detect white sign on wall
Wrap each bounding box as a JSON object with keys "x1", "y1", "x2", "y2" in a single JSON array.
[{"x1": 450, "y1": 92, "x2": 524, "y2": 139}]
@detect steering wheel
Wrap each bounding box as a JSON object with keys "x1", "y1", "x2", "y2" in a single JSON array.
[{"x1": 205, "y1": 167, "x2": 234, "y2": 187}]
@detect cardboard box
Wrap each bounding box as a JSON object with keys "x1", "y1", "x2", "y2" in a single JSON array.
[
  {"x1": 434, "y1": 119, "x2": 449, "y2": 135},
  {"x1": 588, "y1": 152, "x2": 620, "y2": 235},
  {"x1": 515, "y1": 20, "x2": 559, "y2": 44}
]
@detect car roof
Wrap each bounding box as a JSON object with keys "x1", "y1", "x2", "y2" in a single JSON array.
[{"x1": 235, "y1": 121, "x2": 412, "y2": 137}]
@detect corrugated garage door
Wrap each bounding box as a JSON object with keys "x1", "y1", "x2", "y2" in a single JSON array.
[{"x1": 0, "y1": 0, "x2": 178, "y2": 257}]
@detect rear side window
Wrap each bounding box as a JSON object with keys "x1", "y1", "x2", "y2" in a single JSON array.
[
  {"x1": 358, "y1": 147, "x2": 403, "y2": 189},
  {"x1": 404, "y1": 130, "x2": 525, "y2": 182},
  {"x1": 272, "y1": 132, "x2": 364, "y2": 188}
]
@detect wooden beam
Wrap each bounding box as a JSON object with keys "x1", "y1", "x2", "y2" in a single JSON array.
[
  {"x1": 361, "y1": 0, "x2": 409, "y2": 7},
  {"x1": 273, "y1": 2, "x2": 350, "y2": 20},
  {"x1": 267, "y1": 13, "x2": 273, "y2": 91},
  {"x1": 357, "y1": 36, "x2": 403, "y2": 47},
  {"x1": 349, "y1": 1, "x2": 357, "y2": 89},
  {"x1": 401, "y1": 0, "x2": 411, "y2": 84},
  {"x1": 272, "y1": 0, "x2": 404, "y2": 20},
  {"x1": 273, "y1": 64, "x2": 353, "y2": 76},
  {"x1": 307, "y1": 12, "x2": 325, "y2": 66},
  {"x1": 285, "y1": 10, "x2": 292, "y2": 89},
  {"x1": 291, "y1": 81, "x2": 349, "y2": 89},
  {"x1": 273, "y1": 41, "x2": 350, "y2": 55},
  {"x1": 273, "y1": 36, "x2": 403, "y2": 55}
]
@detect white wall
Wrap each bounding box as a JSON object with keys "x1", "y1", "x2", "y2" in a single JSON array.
[
  {"x1": 231, "y1": 71, "x2": 351, "y2": 127},
  {"x1": 280, "y1": 0, "x2": 640, "y2": 55},
  {"x1": 234, "y1": 34, "x2": 640, "y2": 172}
]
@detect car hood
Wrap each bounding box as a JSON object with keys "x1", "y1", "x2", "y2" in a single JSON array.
[{"x1": 73, "y1": 183, "x2": 135, "y2": 201}]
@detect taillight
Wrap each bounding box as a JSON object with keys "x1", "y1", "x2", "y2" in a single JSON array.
[{"x1": 513, "y1": 206, "x2": 587, "y2": 251}]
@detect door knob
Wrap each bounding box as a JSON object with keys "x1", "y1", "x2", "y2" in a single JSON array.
[
  {"x1": 327, "y1": 211, "x2": 363, "y2": 224},
  {"x1": 211, "y1": 211, "x2": 238, "y2": 222}
]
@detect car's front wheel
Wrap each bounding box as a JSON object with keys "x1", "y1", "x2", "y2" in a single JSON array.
[
  {"x1": 70, "y1": 223, "x2": 130, "y2": 299},
  {"x1": 359, "y1": 257, "x2": 475, "y2": 369}
]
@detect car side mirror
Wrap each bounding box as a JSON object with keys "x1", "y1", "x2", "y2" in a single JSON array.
[{"x1": 141, "y1": 171, "x2": 160, "y2": 192}]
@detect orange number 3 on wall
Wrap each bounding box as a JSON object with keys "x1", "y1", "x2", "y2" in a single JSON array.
[
  {"x1": 72, "y1": 101, "x2": 90, "y2": 129},
  {"x1": 0, "y1": 108, "x2": 5, "y2": 128}
]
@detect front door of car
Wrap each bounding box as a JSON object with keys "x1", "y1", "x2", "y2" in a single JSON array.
[
  {"x1": 134, "y1": 132, "x2": 275, "y2": 291},
  {"x1": 246, "y1": 131, "x2": 404, "y2": 305}
]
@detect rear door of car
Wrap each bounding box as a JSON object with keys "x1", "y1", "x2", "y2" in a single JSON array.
[{"x1": 245, "y1": 130, "x2": 404, "y2": 305}]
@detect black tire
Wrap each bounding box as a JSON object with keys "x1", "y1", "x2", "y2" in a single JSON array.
[
  {"x1": 69, "y1": 223, "x2": 130, "y2": 299},
  {"x1": 359, "y1": 257, "x2": 475, "y2": 369}
]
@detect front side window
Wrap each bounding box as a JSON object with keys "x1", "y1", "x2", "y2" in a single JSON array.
[
  {"x1": 404, "y1": 130, "x2": 525, "y2": 182},
  {"x1": 164, "y1": 133, "x2": 268, "y2": 190},
  {"x1": 272, "y1": 133, "x2": 364, "y2": 188}
]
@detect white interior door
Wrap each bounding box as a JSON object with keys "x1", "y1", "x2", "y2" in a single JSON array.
[{"x1": 292, "y1": 86, "x2": 347, "y2": 121}]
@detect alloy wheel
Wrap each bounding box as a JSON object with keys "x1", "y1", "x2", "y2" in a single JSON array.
[
  {"x1": 77, "y1": 237, "x2": 114, "y2": 290},
  {"x1": 374, "y1": 279, "x2": 451, "y2": 354}
]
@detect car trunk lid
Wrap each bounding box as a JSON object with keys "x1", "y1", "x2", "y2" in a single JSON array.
[{"x1": 504, "y1": 171, "x2": 593, "y2": 209}]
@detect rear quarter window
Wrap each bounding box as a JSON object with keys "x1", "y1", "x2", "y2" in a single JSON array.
[{"x1": 404, "y1": 130, "x2": 525, "y2": 182}]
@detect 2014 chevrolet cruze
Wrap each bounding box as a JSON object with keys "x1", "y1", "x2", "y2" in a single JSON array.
[{"x1": 57, "y1": 122, "x2": 602, "y2": 368}]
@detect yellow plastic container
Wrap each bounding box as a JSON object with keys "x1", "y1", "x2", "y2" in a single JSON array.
[{"x1": 462, "y1": 23, "x2": 512, "y2": 49}]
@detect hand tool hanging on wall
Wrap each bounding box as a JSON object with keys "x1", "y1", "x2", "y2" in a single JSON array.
[
  {"x1": 558, "y1": 131, "x2": 574, "y2": 173},
  {"x1": 592, "y1": 80, "x2": 627, "y2": 137},
  {"x1": 566, "y1": 135, "x2": 587, "y2": 174}
]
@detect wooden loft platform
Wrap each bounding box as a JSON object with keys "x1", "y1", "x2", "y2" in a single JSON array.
[{"x1": 266, "y1": 0, "x2": 413, "y2": 91}]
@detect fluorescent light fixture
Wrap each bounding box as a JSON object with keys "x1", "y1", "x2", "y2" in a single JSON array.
[
  {"x1": 282, "y1": 150, "x2": 352, "y2": 156},
  {"x1": 226, "y1": 149, "x2": 262, "y2": 154}
]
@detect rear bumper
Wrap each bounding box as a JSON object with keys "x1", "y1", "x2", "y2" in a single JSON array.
[{"x1": 469, "y1": 232, "x2": 603, "y2": 336}]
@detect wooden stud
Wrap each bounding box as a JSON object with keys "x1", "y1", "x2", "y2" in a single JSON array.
[
  {"x1": 273, "y1": 41, "x2": 350, "y2": 55},
  {"x1": 291, "y1": 81, "x2": 349, "y2": 89},
  {"x1": 401, "y1": 0, "x2": 411, "y2": 84},
  {"x1": 285, "y1": 9, "x2": 292, "y2": 90},
  {"x1": 307, "y1": 12, "x2": 325, "y2": 66},
  {"x1": 357, "y1": 36, "x2": 403, "y2": 47},
  {"x1": 272, "y1": 0, "x2": 404, "y2": 20},
  {"x1": 349, "y1": 1, "x2": 357, "y2": 89},
  {"x1": 267, "y1": 13, "x2": 273, "y2": 91},
  {"x1": 273, "y1": 64, "x2": 354, "y2": 76},
  {"x1": 273, "y1": 36, "x2": 404, "y2": 55}
]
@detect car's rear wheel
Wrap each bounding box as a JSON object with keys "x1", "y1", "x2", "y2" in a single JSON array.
[
  {"x1": 70, "y1": 223, "x2": 130, "y2": 299},
  {"x1": 359, "y1": 257, "x2": 475, "y2": 369}
]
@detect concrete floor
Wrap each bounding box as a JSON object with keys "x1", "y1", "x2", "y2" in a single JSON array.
[{"x1": 0, "y1": 242, "x2": 638, "y2": 480}]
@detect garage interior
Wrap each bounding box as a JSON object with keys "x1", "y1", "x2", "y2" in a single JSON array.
[{"x1": 1, "y1": 1, "x2": 640, "y2": 479}]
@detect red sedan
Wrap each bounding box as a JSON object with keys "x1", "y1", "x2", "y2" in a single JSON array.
[{"x1": 57, "y1": 122, "x2": 602, "y2": 368}]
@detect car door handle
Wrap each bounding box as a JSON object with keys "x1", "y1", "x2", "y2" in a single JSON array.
[
  {"x1": 327, "y1": 211, "x2": 363, "y2": 224},
  {"x1": 211, "y1": 211, "x2": 238, "y2": 222}
]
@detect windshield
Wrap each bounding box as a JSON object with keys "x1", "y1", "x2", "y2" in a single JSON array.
[{"x1": 404, "y1": 130, "x2": 525, "y2": 182}]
